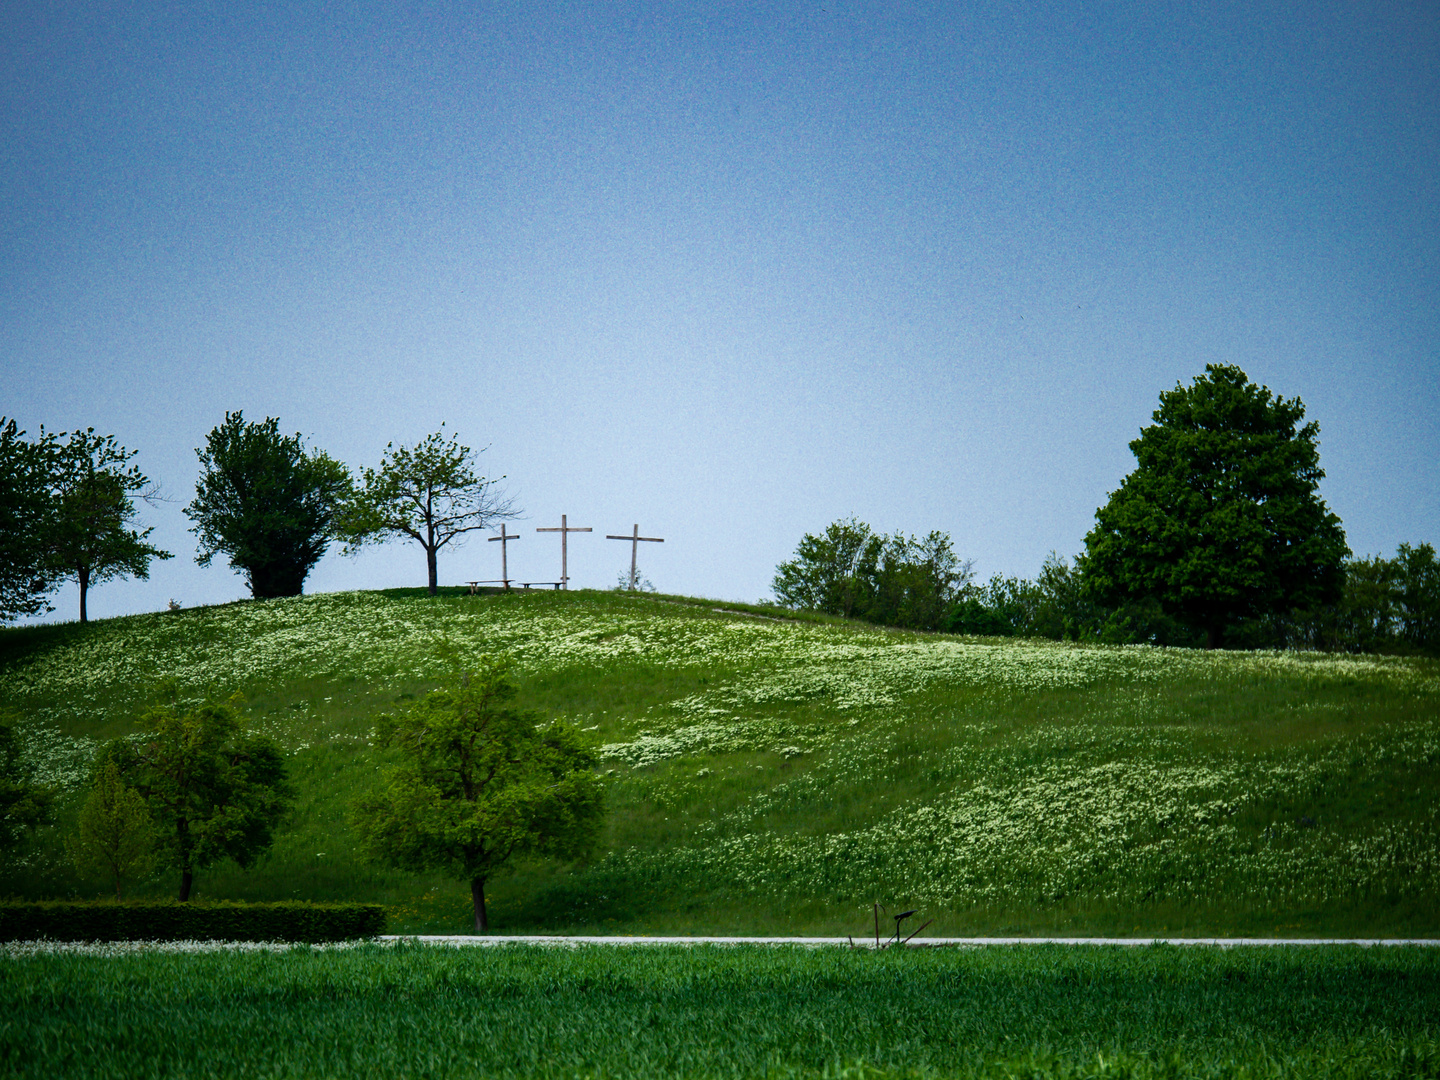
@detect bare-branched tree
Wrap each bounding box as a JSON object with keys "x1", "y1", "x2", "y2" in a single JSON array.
[{"x1": 343, "y1": 427, "x2": 520, "y2": 594}]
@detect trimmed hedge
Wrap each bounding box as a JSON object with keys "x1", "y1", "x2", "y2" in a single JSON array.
[{"x1": 0, "y1": 901, "x2": 386, "y2": 943}]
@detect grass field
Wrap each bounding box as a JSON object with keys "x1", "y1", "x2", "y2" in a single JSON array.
[
  {"x1": 5, "y1": 942, "x2": 1439, "y2": 1078},
  {"x1": 2, "y1": 587, "x2": 1438, "y2": 937}
]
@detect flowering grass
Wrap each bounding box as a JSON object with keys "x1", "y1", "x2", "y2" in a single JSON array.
[
  {"x1": 3, "y1": 942, "x2": 1439, "y2": 1078},
  {"x1": 1, "y1": 587, "x2": 1437, "y2": 937}
]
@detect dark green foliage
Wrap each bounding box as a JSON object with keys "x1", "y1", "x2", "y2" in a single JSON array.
[
  {"x1": 108, "y1": 690, "x2": 292, "y2": 900},
  {"x1": 867, "y1": 530, "x2": 970, "y2": 630},
  {"x1": 1080, "y1": 365, "x2": 1349, "y2": 648},
  {"x1": 66, "y1": 757, "x2": 155, "y2": 898},
  {"x1": 948, "y1": 592, "x2": 1017, "y2": 636},
  {"x1": 2, "y1": 944, "x2": 1438, "y2": 1078},
  {"x1": 1089, "y1": 597, "x2": 1200, "y2": 646},
  {"x1": 1272, "y1": 543, "x2": 1440, "y2": 655},
  {"x1": 1336, "y1": 552, "x2": 1405, "y2": 651},
  {"x1": 1396, "y1": 542, "x2": 1440, "y2": 653},
  {"x1": 45, "y1": 428, "x2": 171, "y2": 623},
  {"x1": 773, "y1": 518, "x2": 971, "y2": 630},
  {"x1": 0, "y1": 421, "x2": 169, "y2": 624},
  {"x1": 186, "y1": 411, "x2": 352, "y2": 598},
  {"x1": 0, "y1": 713, "x2": 53, "y2": 855},
  {"x1": 0, "y1": 900, "x2": 384, "y2": 942},
  {"x1": 0, "y1": 419, "x2": 56, "y2": 622},
  {"x1": 352, "y1": 655, "x2": 604, "y2": 932},
  {"x1": 946, "y1": 555, "x2": 1121, "y2": 641},
  {"x1": 772, "y1": 516, "x2": 883, "y2": 618},
  {"x1": 1029, "y1": 554, "x2": 1082, "y2": 638}
]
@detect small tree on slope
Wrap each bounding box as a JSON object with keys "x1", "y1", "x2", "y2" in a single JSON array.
[
  {"x1": 351, "y1": 655, "x2": 603, "y2": 933},
  {"x1": 46, "y1": 428, "x2": 171, "y2": 623},
  {"x1": 67, "y1": 757, "x2": 155, "y2": 898},
  {"x1": 110, "y1": 691, "x2": 292, "y2": 900}
]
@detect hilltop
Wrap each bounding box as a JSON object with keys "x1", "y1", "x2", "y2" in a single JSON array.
[{"x1": 2, "y1": 587, "x2": 1437, "y2": 936}]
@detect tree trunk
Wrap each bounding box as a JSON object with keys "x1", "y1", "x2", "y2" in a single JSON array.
[
  {"x1": 179, "y1": 867, "x2": 193, "y2": 901},
  {"x1": 1205, "y1": 626, "x2": 1221, "y2": 650},
  {"x1": 427, "y1": 545, "x2": 439, "y2": 595},
  {"x1": 78, "y1": 565, "x2": 89, "y2": 623},
  {"x1": 471, "y1": 876, "x2": 488, "y2": 933}
]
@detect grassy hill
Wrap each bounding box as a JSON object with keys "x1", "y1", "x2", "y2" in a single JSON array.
[{"x1": 2, "y1": 587, "x2": 1437, "y2": 937}]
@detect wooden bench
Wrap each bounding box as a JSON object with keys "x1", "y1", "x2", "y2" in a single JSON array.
[{"x1": 464, "y1": 580, "x2": 510, "y2": 594}]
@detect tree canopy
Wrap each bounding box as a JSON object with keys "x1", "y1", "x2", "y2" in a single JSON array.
[
  {"x1": 1079, "y1": 364, "x2": 1348, "y2": 648},
  {"x1": 187, "y1": 412, "x2": 352, "y2": 599},
  {"x1": 108, "y1": 690, "x2": 291, "y2": 900},
  {"x1": 67, "y1": 757, "x2": 156, "y2": 898},
  {"x1": 772, "y1": 517, "x2": 881, "y2": 619},
  {"x1": 46, "y1": 428, "x2": 171, "y2": 622},
  {"x1": 772, "y1": 517, "x2": 971, "y2": 630},
  {"x1": 1305, "y1": 542, "x2": 1440, "y2": 655},
  {"x1": 343, "y1": 427, "x2": 518, "y2": 594},
  {"x1": 351, "y1": 655, "x2": 603, "y2": 932},
  {"x1": 0, "y1": 419, "x2": 57, "y2": 622}
]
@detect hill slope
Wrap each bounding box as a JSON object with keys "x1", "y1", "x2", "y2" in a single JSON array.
[{"x1": 2, "y1": 588, "x2": 1437, "y2": 936}]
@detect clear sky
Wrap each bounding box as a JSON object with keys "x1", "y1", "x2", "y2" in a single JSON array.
[{"x1": 3, "y1": 0, "x2": 1437, "y2": 623}]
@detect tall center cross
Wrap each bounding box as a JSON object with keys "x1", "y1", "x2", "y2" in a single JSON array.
[
  {"x1": 535, "y1": 514, "x2": 592, "y2": 589},
  {"x1": 606, "y1": 524, "x2": 664, "y2": 590},
  {"x1": 487, "y1": 524, "x2": 520, "y2": 591}
]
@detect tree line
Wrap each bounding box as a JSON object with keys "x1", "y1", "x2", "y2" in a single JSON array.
[
  {"x1": 0, "y1": 413, "x2": 516, "y2": 623},
  {"x1": 774, "y1": 365, "x2": 1439, "y2": 655}
]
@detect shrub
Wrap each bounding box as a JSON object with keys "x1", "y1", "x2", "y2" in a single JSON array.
[{"x1": 0, "y1": 900, "x2": 385, "y2": 942}]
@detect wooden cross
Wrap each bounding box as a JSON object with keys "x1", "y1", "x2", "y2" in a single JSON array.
[
  {"x1": 487, "y1": 524, "x2": 520, "y2": 591},
  {"x1": 535, "y1": 514, "x2": 592, "y2": 589},
  {"x1": 606, "y1": 524, "x2": 664, "y2": 590}
]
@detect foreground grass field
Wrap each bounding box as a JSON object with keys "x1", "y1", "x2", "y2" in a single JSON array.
[
  {"x1": 4, "y1": 943, "x2": 1439, "y2": 1078},
  {"x1": 2, "y1": 587, "x2": 1438, "y2": 936}
]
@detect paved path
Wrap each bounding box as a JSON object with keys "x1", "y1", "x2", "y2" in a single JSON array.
[
  {"x1": 8, "y1": 936, "x2": 1437, "y2": 956},
  {"x1": 382, "y1": 935, "x2": 1440, "y2": 948}
]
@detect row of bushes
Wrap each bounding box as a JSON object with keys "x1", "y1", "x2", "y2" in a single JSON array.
[
  {"x1": 774, "y1": 518, "x2": 1440, "y2": 652},
  {"x1": 950, "y1": 545, "x2": 1440, "y2": 653},
  {"x1": 0, "y1": 900, "x2": 386, "y2": 942}
]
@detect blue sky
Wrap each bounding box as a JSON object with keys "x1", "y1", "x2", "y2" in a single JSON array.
[{"x1": 3, "y1": 0, "x2": 1437, "y2": 621}]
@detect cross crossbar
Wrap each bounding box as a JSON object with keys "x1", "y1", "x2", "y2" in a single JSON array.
[
  {"x1": 487, "y1": 524, "x2": 521, "y2": 590},
  {"x1": 535, "y1": 514, "x2": 592, "y2": 589},
  {"x1": 606, "y1": 524, "x2": 665, "y2": 590}
]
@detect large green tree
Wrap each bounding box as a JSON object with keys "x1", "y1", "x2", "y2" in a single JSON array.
[
  {"x1": 0, "y1": 419, "x2": 57, "y2": 622},
  {"x1": 47, "y1": 429, "x2": 171, "y2": 623},
  {"x1": 109, "y1": 691, "x2": 291, "y2": 900},
  {"x1": 343, "y1": 427, "x2": 518, "y2": 595},
  {"x1": 1079, "y1": 364, "x2": 1348, "y2": 648},
  {"x1": 187, "y1": 412, "x2": 352, "y2": 599},
  {"x1": 352, "y1": 655, "x2": 603, "y2": 933}
]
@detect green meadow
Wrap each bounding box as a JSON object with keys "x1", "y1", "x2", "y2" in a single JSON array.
[
  {"x1": 5, "y1": 942, "x2": 1440, "y2": 1079},
  {"x1": 1, "y1": 587, "x2": 1437, "y2": 937}
]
